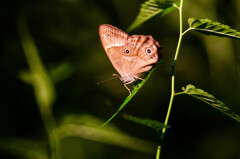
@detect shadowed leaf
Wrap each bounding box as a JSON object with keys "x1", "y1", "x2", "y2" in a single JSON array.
[
  {"x1": 48, "y1": 61, "x2": 74, "y2": 83},
  {"x1": 179, "y1": 84, "x2": 240, "y2": 123},
  {"x1": 123, "y1": 114, "x2": 169, "y2": 132}
]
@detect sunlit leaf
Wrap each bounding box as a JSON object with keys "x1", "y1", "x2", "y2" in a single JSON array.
[
  {"x1": 127, "y1": 0, "x2": 178, "y2": 32},
  {"x1": 188, "y1": 18, "x2": 240, "y2": 39},
  {"x1": 123, "y1": 114, "x2": 169, "y2": 132},
  {"x1": 179, "y1": 84, "x2": 240, "y2": 123}
]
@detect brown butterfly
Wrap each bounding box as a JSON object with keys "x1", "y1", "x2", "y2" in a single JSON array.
[{"x1": 99, "y1": 24, "x2": 162, "y2": 96}]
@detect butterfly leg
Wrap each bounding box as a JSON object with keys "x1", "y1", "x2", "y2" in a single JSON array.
[
  {"x1": 112, "y1": 74, "x2": 120, "y2": 77},
  {"x1": 124, "y1": 83, "x2": 132, "y2": 97},
  {"x1": 135, "y1": 76, "x2": 145, "y2": 81}
]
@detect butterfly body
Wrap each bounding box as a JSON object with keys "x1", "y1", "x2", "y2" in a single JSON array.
[{"x1": 99, "y1": 24, "x2": 162, "y2": 94}]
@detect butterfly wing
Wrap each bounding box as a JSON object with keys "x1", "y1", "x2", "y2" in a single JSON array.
[
  {"x1": 99, "y1": 24, "x2": 129, "y2": 76},
  {"x1": 123, "y1": 35, "x2": 161, "y2": 78},
  {"x1": 99, "y1": 24, "x2": 162, "y2": 84}
]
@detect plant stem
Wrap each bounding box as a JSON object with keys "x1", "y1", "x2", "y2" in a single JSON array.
[
  {"x1": 162, "y1": 0, "x2": 184, "y2": 138},
  {"x1": 155, "y1": 145, "x2": 161, "y2": 159},
  {"x1": 40, "y1": 106, "x2": 58, "y2": 159},
  {"x1": 17, "y1": 14, "x2": 58, "y2": 159},
  {"x1": 156, "y1": 0, "x2": 184, "y2": 158}
]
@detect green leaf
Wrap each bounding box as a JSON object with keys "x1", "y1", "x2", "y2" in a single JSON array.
[
  {"x1": 127, "y1": 0, "x2": 178, "y2": 32},
  {"x1": 123, "y1": 114, "x2": 169, "y2": 132},
  {"x1": 60, "y1": 114, "x2": 104, "y2": 126},
  {"x1": 101, "y1": 60, "x2": 162, "y2": 127},
  {"x1": 179, "y1": 84, "x2": 240, "y2": 123},
  {"x1": 59, "y1": 114, "x2": 124, "y2": 133},
  {"x1": 48, "y1": 61, "x2": 74, "y2": 83},
  {"x1": 188, "y1": 18, "x2": 240, "y2": 39},
  {"x1": 54, "y1": 124, "x2": 155, "y2": 154}
]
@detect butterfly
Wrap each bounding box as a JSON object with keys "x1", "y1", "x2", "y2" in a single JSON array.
[{"x1": 99, "y1": 24, "x2": 162, "y2": 96}]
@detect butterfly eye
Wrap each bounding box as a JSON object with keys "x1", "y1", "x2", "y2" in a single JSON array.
[
  {"x1": 146, "y1": 49, "x2": 151, "y2": 54},
  {"x1": 125, "y1": 49, "x2": 130, "y2": 54}
]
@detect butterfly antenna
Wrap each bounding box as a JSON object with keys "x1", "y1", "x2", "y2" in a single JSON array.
[{"x1": 97, "y1": 75, "x2": 119, "y2": 85}]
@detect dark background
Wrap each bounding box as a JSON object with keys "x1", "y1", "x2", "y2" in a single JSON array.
[{"x1": 1, "y1": 0, "x2": 240, "y2": 159}]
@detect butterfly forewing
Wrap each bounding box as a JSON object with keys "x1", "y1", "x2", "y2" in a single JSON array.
[{"x1": 99, "y1": 24, "x2": 129, "y2": 76}]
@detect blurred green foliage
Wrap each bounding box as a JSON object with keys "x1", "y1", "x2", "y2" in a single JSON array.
[{"x1": 1, "y1": 0, "x2": 240, "y2": 159}]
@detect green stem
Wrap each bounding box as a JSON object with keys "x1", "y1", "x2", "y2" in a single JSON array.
[
  {"x1": 162, "y1": 0, "x2": 184, "y2": 139},
  {"x1": 40, "y1": 106, "x2": 58, "y2": 159},
  {"x1": 156, "y1": 0, "x2": 184, "y2": 158},
  {"x1": 175, "y1": 92, "x2": 185, "y2": 96},
  {"x1": 17, "y1": 14, "x2": 59, "y2": 159},
  {"x1": 40, "y1": 107, "x2": 57, "y2": 159},
  {"x1": 155, "y1": 145, "x2": 161, "y2": 159}
]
